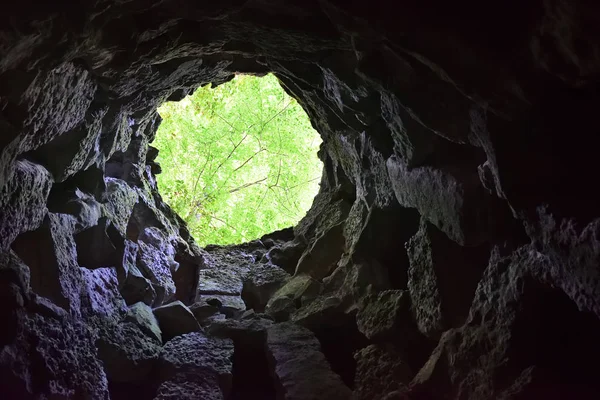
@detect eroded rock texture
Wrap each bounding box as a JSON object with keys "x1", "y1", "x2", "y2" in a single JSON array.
[{"x1": 2, "y1": 1, "x2": 600, "y2": 399}]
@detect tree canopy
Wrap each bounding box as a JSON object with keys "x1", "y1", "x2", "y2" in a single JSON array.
[{"x1": 153, "y1": 73, "x2": 323, "y2": 246}]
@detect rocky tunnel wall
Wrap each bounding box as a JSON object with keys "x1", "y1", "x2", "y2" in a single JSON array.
[{"x1": 1, "y1": 1, "x2": 600, "y2": 399}]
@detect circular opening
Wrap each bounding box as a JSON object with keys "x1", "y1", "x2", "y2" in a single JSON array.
[{"x1": 153, "y1": 73, "x2": 323, "y2": 246}]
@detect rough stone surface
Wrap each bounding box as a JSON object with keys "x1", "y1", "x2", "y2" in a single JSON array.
[
  {"x1": 125, "y1": 301, "x2": 163, "y2": 343},
  {"x1": 266, "y1": 322, "x2": 354, "y2": 400},
  {"x1": 153, "y1": 301, "x2": 201, "y2": 342},
  {"x1": 354, "y1": 344, "x2": 412, "y2": 400},
  {"x1": 2, "y1": 2, "x2": 600, "y2": 399},
  {"x1": 158, "y1": 332, "x2": 234, "y2": 399},
  {"x1": 355, "y1": 290, "x2": 412, "y2": 342},
  {"x1": 97, "y1": 321, "x2": 161, "y2": 383},
  {"x1": 0, "y1": 160, "x2": 53, "y2": 251},
  {"x1": 406, "y1": 219, "x2": 490, "y2": 339},
  {"x1": 242, "y1": 262, "x2": 291, "y2": 312}
]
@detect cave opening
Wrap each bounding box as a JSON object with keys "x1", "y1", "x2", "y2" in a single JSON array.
[
  {"x1": 152, "y1": 73, "x2": 323, "y2": 247},
  {"x1": 3, "y1": 2, "x2": 600, "y2": 399}
]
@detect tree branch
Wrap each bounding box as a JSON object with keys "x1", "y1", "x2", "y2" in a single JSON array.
[{"x1": 229, "y1": 177, "x2": 268, "y2": 193}]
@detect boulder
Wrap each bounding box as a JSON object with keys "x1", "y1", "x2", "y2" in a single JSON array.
[
  {"x1": 103, "y1": 177, "x2": 139, "y2": 235},
  {"x1": 387, "y1": 155, "x2": 491, "y2": 246},
  {"x1": 158, "y1": 332, "x2": 234, "y2": 398},
  {"x1": 196, "y1": 267, "x2": 244, "y2": 296},
  {"x1": 265, "y1": 274, "x2": 321, "y2": 321},
  {"x1": 189, "y1": 300, "x2": 220, "y2": 323},
  {"x1": 1, "y1": 312, "x2": 109, "y2": 399},
  {"x1": 242, "y1": 262, "x2": 290, "y2": 312},
  {"x1": 97, "y1": 321, "x2": 161, "y2": 383},
  {"x1": 353, "y1": 344, "x2": 412, "y2": 400},
  {"x1": 11, "y1": 213, "x2": 83, "y2": 315},
  {"x1": 154, "y1": 372, "x2": 223, "y2": 400},
  {"x1": 196, "y1": 294, "x2": 246, "y2": 318},
  {"x1": 125, "y1": 301, "x2": 162, "y2": 343},
  {"x1": 406, "y1": 219, "x2": 489, "y2": 338},
  {"x1": 295, "y1": 222, "x2": 346, "y2": 279},
  {"x1": 0, "y1": 160, "x2": 53, "y2": 251},
  {"x1": 153, "y1": 300, "x2": 201, "y2": 341},
  {"x1": 355, "y1": 290, "x2": 412, "y2": 342},
  {"x1": 264, "y1": 238, "x2": 307, "y2": 274},
  {"x1": 74, "y1": 218, "x2": 120, "y2": 270},
  {"x1": 80, "y1": 267, "x2": 126, "y2": 321},
  {"x1": 137, "y1": 241, "x2": 177, "y2": 306},
  {"x1": 266, "y1": 322, "x2": 353, "y2": 400},
  {"x1": 120, "y1": 263, "x2": 156, "y2": 306}
]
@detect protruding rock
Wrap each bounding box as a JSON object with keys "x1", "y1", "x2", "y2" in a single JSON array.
[
  {"x1": 196, "y1": 267, "x2": 244, "y2": 296},
  {"x1": 189, "y1": 300, "x2": 220, "y2": 323},
  {"x1": 158, "y1": 332, "x2": 234, "y2": 399},
  {"x1": 386, "y1": 154, "x2": 491, "y2": 246},
  {"x1": 120, "y1": 263, "x2": 156, "y2": 306},
  {"x1": 264, "y1": 238, "x2": 307, "y2": 274},
  {"x1": 80, "y1": 267, "x2": 126, "y2": 320},
  {"x1": 295, "y1": 222, "x2": 346, "y2": 279},
  {"x1": 197, "y1": 294, "x2": 246, "y2": 318},
  {"x1": 97, "y1": 321, "x2": 161, "y2": 383},
  {"x1": 356, "y1": 290, "x2": 412, "y2": 342},
  {"x1": 11, "y1": 213, "x2": 83, "y2": 315},
  {"x1": 0, "y1": 160, "x2": 53, "y2": 251},
  {"x1": 153, "y1": 300, "x2": 201, "y2": 341},
  {"x1": 137, "y1": 240, "x2": 177, "y2": 305},
  {"x1": 74, "y1": 218, "x2": 119, "y2": 270},
  {"x1": 242, "y1": 262, "x2": 290, "y2": 312},
  {"x1": 265, "y1": 274, "x2": 321, "y2": 321},
  {"x1": 266, "y1": 322, "x2": 353, "y2": 400},
  {"x1": 154, "y1": 372, "x2": 223, "y2": 400},
  {"x1": 406, "y1": 219, "x2": 489, "y2": 338},
  {"x1": 354, "y1": 344, "x2": 412, "y2": 400},
  {"x1": 125, "y1": 302, "x2": 162, "y2": 343}
]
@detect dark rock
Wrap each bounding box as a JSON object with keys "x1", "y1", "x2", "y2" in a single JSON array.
[
  {"x1": 103, "y1": 177, "x2": 139, "y2": 235},
  {"x1": 242, "y1": 262, "x2": 290, "y2": 312},
  {"x1": 2, "y1": 2, "x2": 600, "y2": 398},
  {"x1": 199, "y1": 294, "x2": 246, "y2": 318},
  {"x1": 153, "y1": 300, "x2": 202, "y2": 341},
  {"x1": 266, "y1": 322, "x2": 353, "y2": 400},
  {"x1": 125, "y1": 302, "x2": 163, "y2": 343},
  {"x1": 47, "y1": 188, "x2": 102, "y2": 233},
  {"x1": 406, "y1": 219, "x2": 489, "y2": 338},
  {"x1": 1, "y1": 313, "x2": 109, "y2": 399},
  {"x1": 75, "y1": 218, "x2": 120, "y2": 270},
  {"x1": 189, "y1": 300, "x2": 220, "y2": 323},
  {"x1": 355, "y1": 290, "x2": 412, "y2": 342},
  {"x1": 386, "y1": 155, "x2": 492, "y2": 246},
  {"x1": 265, "y1": 238, "x2": 307, "y2": 274},
  {"x1": 158, "y1": 332, "x2": 234, "y2": 398},
  {"x1": 0, "y1": 160, "x2": 53, "y2": 251},
  {"x1": 410, "y1": 246, "x2": 600, "y2": 399},
  {"x1": 0, "y1": 250, "x2": 30, "y2": 296},
  {"x1": 295, "y1": 222, "x2": 346, "y2": 279},
  {"x1": 354, "y1": 344, "x2": 412, "y2": 400},
  {"x1": 137, "y1": 240, "x2": 177, "y2": 306},
  {"x1": 206, "y1": 317, "x2": 274, "y2": 341},
  {"x1": 120, "y1": 263, "x2": 157, "y2": 306},
  {"x1": 265, "y1": 274, "x2": 322, "y2": 321},
  {"x1": 11, "y1": 213, "x2": 83, "y2": 315},
  {"x1": 196, "y1": 267, "x2": 244, "y2": 297},
  {"x1": 97, "y1": 321, "x2": 161, "y2": 383},
  {"x1": 154, "y1": 372, "x2": 223, "y2": 400},
  {"x1": 80, "y1": 267, "x2": 126, "y2": 320}
]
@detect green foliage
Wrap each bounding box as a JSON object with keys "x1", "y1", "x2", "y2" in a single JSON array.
[{"x1": 153, "y1": 73, "x2": 323, "y2": 246}]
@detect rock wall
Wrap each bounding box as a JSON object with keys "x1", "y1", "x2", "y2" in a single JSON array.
[{"x1": 1, "y1": 1, "x2": 600, "y2": 399}]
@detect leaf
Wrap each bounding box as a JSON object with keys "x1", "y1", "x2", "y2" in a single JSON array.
[{"x1": 154, "y1": 73, "x2": 323, "y2": 246}]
